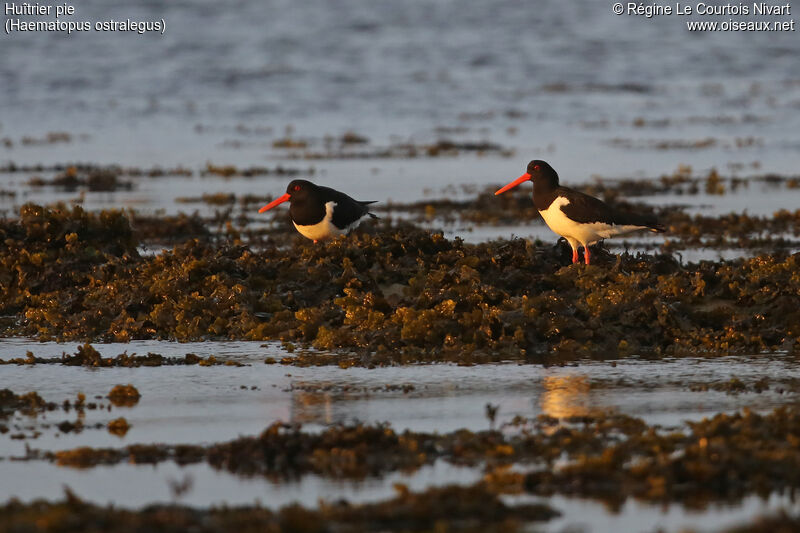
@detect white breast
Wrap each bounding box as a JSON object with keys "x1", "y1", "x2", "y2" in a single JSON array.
[{"x1": 293, "y1": 201, "x2": 346, "y2": 241}]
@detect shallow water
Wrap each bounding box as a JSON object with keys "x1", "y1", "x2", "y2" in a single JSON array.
[
  {"x1": 638, "y1": 185, "x2": 800, "y2": 218},
  {"x1": 0, "y1": 459, "x2": 483, "y2": 509},
  {"x1": 3, "y1": 460, "x2": 798, "y2": 533},
  {"x1": 540, "y1": 493, "x2": 800, "y2": 533},
  {"x1": 3, "y1": 1, "x2": 800, "y2": 182},
  {"x1": 3, "y1": 339, "x2": 800, "y2": 530},
  {"x1": 3, "y1": 341, "x2": 799, "y2": 455}
]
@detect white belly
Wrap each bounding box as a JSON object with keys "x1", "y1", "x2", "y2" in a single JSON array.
[
  {"x1": 539, "y1": 197, "x2": 646, "y2": 246},
  {"x1": 293, "y1": 201, "x2": 352, "y2": 241},
  {"x1": 293, "y1": 219, "x2": 344, "y2": 241}
]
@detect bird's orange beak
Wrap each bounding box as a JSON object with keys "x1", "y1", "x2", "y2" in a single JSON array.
[
  {"x1": 495, "y1": 173, "x2": 531, "y2": 195},
  {"x1": 258, "y1": 193, "x2": 291, "y2": 213}
]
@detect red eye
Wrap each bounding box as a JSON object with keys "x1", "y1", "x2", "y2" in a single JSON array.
[
  {"x1": 534, "y1": 165, "x2": 540, "y2": 171},
  {"x1": 293, "y1": 185, "x2": 301, "y2": 191}
]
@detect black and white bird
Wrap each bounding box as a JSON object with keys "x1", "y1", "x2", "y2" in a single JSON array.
[
  {"x1": 495, "y1": 160, "x2": 665, "y2": 265},
  {"x1": 258, "y1": 179, "x2": 378, "y2": 242}
]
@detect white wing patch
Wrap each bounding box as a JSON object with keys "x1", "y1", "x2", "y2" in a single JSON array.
[
  {"x1": 538, "y1": 197, "x2": 650, "y2": 246},
  {"x1": 293, "y1": 201, "x2": 347, "y2": 241}
]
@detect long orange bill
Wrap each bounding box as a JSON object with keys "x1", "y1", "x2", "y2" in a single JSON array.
[
  {"x1": 258, "y1": 193, "x2": 291, "y2": 213},
  {"x1": 495, "y1": 173, "x2": 531, "y2": 195}
]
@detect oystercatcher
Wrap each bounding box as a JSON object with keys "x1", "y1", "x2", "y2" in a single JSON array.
[
  {"x1": 258, "y1": 179, "x2": 378, "y2": 242},
  {"x1": 495, "y1": 160, "x2": 665, "y2": 265}
]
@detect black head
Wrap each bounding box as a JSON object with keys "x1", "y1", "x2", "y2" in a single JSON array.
[
  {"x1": 258, "y1": 179, "x2": 319, "y2": 213},
  {"x1": 285, "y1": 179, "x2": 318, "y2": 200},
  {"x1": 526, "y1": 160, "x2": 559, "y2": 188},
  {"x1": 495, "y1": 159, "x2": 559, "y2": 196}
]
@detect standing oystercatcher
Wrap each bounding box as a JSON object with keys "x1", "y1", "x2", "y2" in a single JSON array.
[
  {"x1": 258, "y1": 179, "x2": 378, "y2": 242},
  {"x1": 495, "y1": 160, "x2": 665, "y2": 265}
]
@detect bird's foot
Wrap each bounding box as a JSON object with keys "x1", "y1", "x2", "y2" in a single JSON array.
[
  {"x1": 571, "y1": 249, "x2": 579, "y2": 264},
  {"x1": 584, "y1": 247, "x2": 591, "y2": 265}
]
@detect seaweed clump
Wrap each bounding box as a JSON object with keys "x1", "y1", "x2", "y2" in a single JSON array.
[
  {"x1": 29, "y1": 406, "x2": 800, "y2": 509},
  {"x1": 206, "y1": 423, "x2": 432, "y2": 479},
  {"x1": 0, "y1": 482, "x2": 558, "y2": 533},
  {"x1": 130, "y1": 212, "x2": 210, "y2": 244},
  {"x1": 27, "y1": 167, "x2": 133, "y2": 192},
  {"x1": 0, "y1": 204, "x2": 138, "y2": 334},
  {"x1": 0, "y1": 345, "x2": 236, "y2": 367},
  {"x1": 525, "y1": 407, "x2": 800, "y2": 508},
  {"x1": 39, "y1": 416, "x2": 573, "y2": 476},
  {"x1": 0, "y1": 389, "x2": 55, "y2": 418},
  {"x1": 107, "y1": 417, "x2": 131, "y2": 437},
  {"x1": 107, "y1": 385, "x2": 140, "y2": 407},
  {"x1": 2, "y1": 204, "x2": 800, "y2": 360}
]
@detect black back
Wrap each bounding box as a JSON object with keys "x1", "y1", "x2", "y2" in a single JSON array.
[{"x1": 556, "y1": 188, "x2": 662, "y2": 229}]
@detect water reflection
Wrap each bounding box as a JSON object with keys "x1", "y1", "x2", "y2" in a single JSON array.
[
  {"x1": 540, "y1": 375, "x2": 607, "y2": 418},
  {"x1": 290, "y1": 389, "x2": 334, "y2": 425}
]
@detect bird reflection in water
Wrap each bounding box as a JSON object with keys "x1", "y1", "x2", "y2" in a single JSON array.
[
  {"x1": 540, "y1": 375, "x2": 607, "y2": 419},
  {"x1": 290, "y1": 385, "x2": 335, "y2": 425}
]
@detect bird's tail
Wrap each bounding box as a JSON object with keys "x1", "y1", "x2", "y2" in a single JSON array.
[
  {"x1": 360, "y1": 200, "x2": 379, "y2": 219},
  {"x1": 617, "y1": 210, "x2": 665, "y2": 233}
]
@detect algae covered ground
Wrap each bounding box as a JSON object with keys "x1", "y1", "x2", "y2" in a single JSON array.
[
  {"x1": 2, "y1": 195, "x2": 800, "y2": 531},
  {"x1": 2, "y1": 204, "x2": 799, "y2": 361}
]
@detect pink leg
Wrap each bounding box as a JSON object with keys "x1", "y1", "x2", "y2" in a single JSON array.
[
  {"x1": 313, "y1": 240, "x2": 318, "y2": 244},
  {"x1": 571, "y1": 248, "x2": 579, "y2": 264},
  {"x1": 584, "y1": 246, "x2": 591, "y2": 265}
]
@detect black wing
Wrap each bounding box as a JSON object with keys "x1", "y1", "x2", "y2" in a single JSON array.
[
  {"x1": 558, "y1": 187, "x2": 664, "y2": 231},
  {"x1": 319, "y1": 186, "x2": 378, "y2": 228}
]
